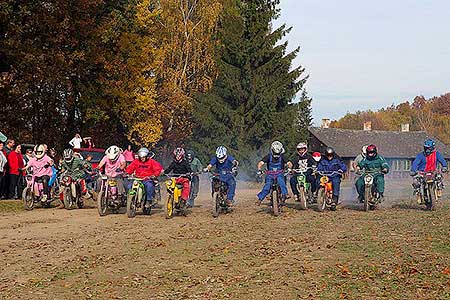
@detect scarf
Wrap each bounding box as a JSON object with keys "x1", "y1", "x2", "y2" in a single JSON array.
[{"x1": 425, "y1": 151, "x2": 437, "y2": 172}]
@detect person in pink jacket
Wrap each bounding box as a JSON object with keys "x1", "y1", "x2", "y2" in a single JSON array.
[{"x1": 23, "y1": 144, "x2": 54, "y2": 200}]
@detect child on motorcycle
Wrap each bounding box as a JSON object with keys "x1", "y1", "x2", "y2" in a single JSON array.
[
  {"x1": 355, "y1": 144, "x2": 389, "y2": 202},
  {"x1": 125, "y1": 147, "x2": 163, "y2": 205},
  {"x1": 60, "y1": 148, "x2": 90, "y2": 196},
  {"x1": 204, "y1": 146, "x2": 238, "y2": 207},
  {"x1": 286, "y1": 142, "x2": 318, "y2": 201},
  {"x1": 163, "y1": 148, "x2": 192, "y2": 205},
  {"x1": 256, "y1": 141, "x2": 288, "y2": 205},
  {"x1": 97, "y1": 145, "x2": 126, "y2": 196},
  {"x1": 317, "y1": 147, "x2": 347, "y2": 205},
  {"x1": 22, "y1": 144, "x2": 54, "y2": 201},
  {"x1": 410, "y1": 139, "x2": 448, "y2": 198}
]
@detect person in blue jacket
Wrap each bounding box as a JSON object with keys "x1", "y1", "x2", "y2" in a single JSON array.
[
  {"x1": 204, "y1": 146, "x2": 239, "y2": 207},
  {"x1": 316, "y1": 147, "x2": 347, "y2": 205},
  {"x1": 256, "y1": 141, "x2": 288, "y2": 205},
  {"x1": 411, "y1": 139, "x2": 448, "y2": 174},
  {"x1": 410, "y1": 139, "x2": 448, "y2": 196}
]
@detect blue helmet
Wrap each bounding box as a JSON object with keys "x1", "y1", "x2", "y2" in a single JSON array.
[{"x1": 424, "y1": 139, "x2": 436, "y2": 156}]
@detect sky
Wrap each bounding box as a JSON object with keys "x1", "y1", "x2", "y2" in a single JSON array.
[{"x1": 275, "y1": 0, "x2": 450, "y2": 124}]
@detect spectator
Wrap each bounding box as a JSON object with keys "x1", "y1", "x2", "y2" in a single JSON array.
[
  {"x1": 5, "y1": 139, "x2": 14, "y2": 155},
  {"x1": 24, "y1": 148, "x2": 33, "y2": 165},
  {"x1": 0, "y1": 142, "x2": 7, "y2": 199},
  {"x1": 69, "y1": 133, "x2": 83, "y2": 149},
  {"x1": 123, "y1": 145, "x2": 134, "y2": 165},
  {"x1": 7, "y1": 144, "x2": 24, "y2": 199}
]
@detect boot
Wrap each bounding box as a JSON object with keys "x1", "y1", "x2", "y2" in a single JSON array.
[
  {"x1": 332, "y1": 195, "x2": 339, "y2": 205},
  {"x1": 280, "y1": 195, "x2": 287, "y2": 206}
]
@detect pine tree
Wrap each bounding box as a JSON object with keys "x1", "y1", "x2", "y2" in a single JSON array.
[{"x1": 191, "y1": 0, "x2": 311, "y2": 172}]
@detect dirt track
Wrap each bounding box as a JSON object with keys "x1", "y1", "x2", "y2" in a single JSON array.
[{"x1": 0, "y1": 184, "x2": 449, "y2": 300}]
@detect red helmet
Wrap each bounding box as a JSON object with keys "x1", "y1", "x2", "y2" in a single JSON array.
[
  {"x1": 312, "y1": 151, "x2": 321, "y2": 162},
  {"x1": 173, "y1": 147, "x2": 185, "y2": 162},
  {"x1": 366, "y1": 144, "x2": 377, "y2": 158}
]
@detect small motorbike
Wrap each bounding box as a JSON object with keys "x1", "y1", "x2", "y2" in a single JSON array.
[
  {"x1": 97, "y1": 173, "x2": 126, "y2": 216},
  {"x1": 414, "y1": 171, "x2": 443, "y2": 211},
  {"x1": 210, "y1": 171, "x2": 234, "y2": 218},
  {"x1": 61, "y1": 172, "x2": 84, "y2": 210},
  {"x1": 22, "y1": 175, "x2": 53, "y2": 210},
  {"x1": 264, "y1": 170, "x2": 287, "y2": 216},
  {"x1": 316, "y1": 171, "x2": 342, "y2": 212},
  {"x1": 361, "y1": 170, "x2": 383, "y2": 211},
  {"x1": 126, "y1": 176, "x2": 154, "y2": 218},
  {"x1": 291, "y1": 167, "x2": 315, "y2": 210},
  {"x1": 164, "y1": 174, "x2": 191, "y2": 219}
]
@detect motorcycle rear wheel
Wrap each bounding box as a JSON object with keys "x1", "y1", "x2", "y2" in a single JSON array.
[{"x1": 22, "y1": 187, "x2": 34, "y2": 211}]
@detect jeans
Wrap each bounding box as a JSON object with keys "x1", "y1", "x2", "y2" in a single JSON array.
[{"x1": 257, "y1": 173, "x2": 288, "y2": 201}]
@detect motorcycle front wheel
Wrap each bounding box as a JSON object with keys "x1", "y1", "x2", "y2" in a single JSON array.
[
  {"x1": 97, "y1": 190, "x2": 108, "y2": 216},
  {"x1": 298, "y1": 186, "x2": 307, "y2": 210},
  {"x1": 22, "y1": 187, "x2": 34, "y2": 210},
  {"x1": 364, "y1": 185, "x2": 371, "y2": 212},
  {"x1": 126, "y1": 193, "x2": 137, "y2": 218},
  {"x1": 316, "y1": 188, "x2": 326, "y2": 212},
  {"x1": 165, "y1": 194, "x2": 174, "y2": 219},
  {"x1": 272, "y1": 189, "x2": 279, "y2": 216}
]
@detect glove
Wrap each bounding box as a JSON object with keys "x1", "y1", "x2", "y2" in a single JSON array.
[
  {"x1": 44, "y1": 164, "x2": 50, "y2": 169},
  {"x1": 115, "y1": 168, "x2": 122, "y2": 173},
  {"x1": 381, "y1": 168, "x2": 388, "y2": 174},
  {"x1": 410, "y1": 171, "x2": 417, "y2": 177},
  {"x1": 202, "y1": 167, "x2": 209, "y2": 173},
  {"x1": 256, "y1": 170, "x2": 263, "y2": 176},
  {"x1": 232, "y1": 167, "x2": 238, "y2": 173},
  {"x1": 442, "y1": 168, "x2": 448, "y2": 173}
]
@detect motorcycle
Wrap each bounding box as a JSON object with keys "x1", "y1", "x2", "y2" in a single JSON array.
[
  {"x1": 361, "y1": 170, "x2": 383, "y2": 211},
  {"x1": 126, "y1": 176, "x2": 155, "y2": 218},
  {"x1": 22, "y1": 174, "x2": 53, "y2": 210},
  {"x1": 210, "y1": 171, "x2": 234, "y2": 218},
  {"x1": 316, "y1": 170, "x2": 342, "y2": 212},
  {"x1": 291, "y1": 167, "x2": 315, "y2": 210},
  {"x1": 414, "y1": 171, "x2": 443, "y2": 211},
  {"x1": 97, "y1": 173, "x2": 126, "y2": 216},
  {"x1": 60, "y1": 172, "x2": 85, "y2": 210},
  {"x1": 164, "y1": 174, "x2": 191, "y2": 219},
  {"x1": 264, "y1": 170, "x2": 288, "y2": 216}
]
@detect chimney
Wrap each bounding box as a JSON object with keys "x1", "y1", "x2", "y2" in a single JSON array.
[
  {"x1": 401, "y1": 123, "x2": 410, "y2": 132},
  {"x1": 321, "y1": 118, "x2": 331, "y2": 129},
  {"x1": 363, "y1": 121, "x2": 372, "y2": 131}
]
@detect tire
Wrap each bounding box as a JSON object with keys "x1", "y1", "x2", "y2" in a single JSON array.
[
  {"x1": 212, "y1": 192, "x2": 220, "y2": 218},
  {"x1": 364, "y1": 185, "x2": 371, "y2": 212},
  {"x1": 22, "y1": 187, "x2": 34, "y2": 211},
  {"x1": 97, "y1": 191, "x2": 107, "y2": 216},
  {"x1": 426, "y1": 184, "x2": 435, "y2": 211},
  {"x1": 298, "y1": 186, "x2": 307, "y2": 210},
  {"x1": 165, "y1": 194, "x2": 174, "y2": 219},
  {"x1": 272, "y1": 189, "x2": 279, "y2": 216},
  {"x1": 316, "y1": 188, "x2": 326, "y2": 212},
  {"x1": 63, "y1": 188, "x2": 73, "y2": 210},
  {"x1": 77, "y1": 195, "x2": 84, "y2": 209},
  {"x1": 126, "y1": 193, "x2": 137, "y2": 218}
]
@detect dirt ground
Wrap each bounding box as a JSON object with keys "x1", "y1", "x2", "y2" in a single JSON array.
[{"x1": 0, "y1": 181, "x2": 449, "y2": 300}]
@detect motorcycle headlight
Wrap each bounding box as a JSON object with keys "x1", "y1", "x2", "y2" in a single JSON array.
[{"x1": 364, "y1": 174, "x2": 374, "y2": 184}]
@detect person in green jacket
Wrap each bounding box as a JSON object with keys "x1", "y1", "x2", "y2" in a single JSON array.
[
  {"x1": 60, "y1": 148, "x2": 90, "y2": 195},
  {"x1": 187, "y1": 150, "x2": 202, "y2": 207},
  {"x1": 355, "y1": 144, "x2": 389, "y2": 202}
]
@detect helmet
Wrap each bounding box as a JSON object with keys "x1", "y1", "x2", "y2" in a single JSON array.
[
  {"x1": 137, "y1": 147, "x2": 150, "y2": 160},
  {"x1": 63, "y1": 149, "x2": 74, "y2": 163},
  {"x1": 186, "y1": 150, "x2": 195, "y2": 162},
  {"x1": 296, "y1": 142, "x2": 308, "y2": 155},
  {"x1": 271, "y1": 141, "x2": 285, "y2": 159},
  {"x1": 216, "y1": 146, "x2": 228, "y2": 163},
  {"x1": 361, "y1": 145, "x2": 368, "y2": 156},
  {"x1": 424, "y1": 139, "x2": 436, "y2": 156},
  {"x1": 173, "y1": 147, "x2": 185, "y2": 162},
  {"x1": 105, "y1": 145, "x2": 121, "y2": 161},
  {"x1": 366, "y1": 144, "x2": 377, "y2": 159},
  {"x1": 34, "y1": 144, "x2": 46, "y2": 159},
  {"x1": 312, "y1": 151, "x2": 321, "y2": 162},
  {"x1": 325, "y1": 147, "x2": 335, "y2": 159}
]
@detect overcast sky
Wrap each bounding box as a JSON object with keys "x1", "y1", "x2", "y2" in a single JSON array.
[{"x1": 275, "y1": 0, "x2": 450, "y2": 124}]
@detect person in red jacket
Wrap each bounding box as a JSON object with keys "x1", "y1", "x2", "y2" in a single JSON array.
[
  {"x1": 7, "y1": 144, "x2": 24, "y2": 199},
  {"x1": 125, "y1": 147, "x2": 163, "y2": 204}
]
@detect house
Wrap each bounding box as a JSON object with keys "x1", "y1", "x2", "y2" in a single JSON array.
[{"x1": 308, "y1": 124, "x2": 450, "y2": 179}]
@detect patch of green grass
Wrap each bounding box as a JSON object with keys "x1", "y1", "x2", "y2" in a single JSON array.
[{"x1": 0, "y1": 200, "x2": 23, "y2": 213}]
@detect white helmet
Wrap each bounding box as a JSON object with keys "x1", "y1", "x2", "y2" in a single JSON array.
[
  {"x1": 271, "y1": 141, "x2": 285, "y2": 158},
  {"x1": 137, "y1": 147, "x2": 150, "y2": 159},
  {"x1": 106, "y1": 145, "x2": 121, "y2": 161},
  {"x1": 34, "y1": 144, "x2": 46, "y2": 159},
  {"x1": 216, "y1": 146, "x2": 228, "y2": 163}
]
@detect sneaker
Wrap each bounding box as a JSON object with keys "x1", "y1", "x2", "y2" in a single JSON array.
[
  {"x1": 226, "y1": 199, "x2": 233, "y2": 207},
  {"x1": 255, "y1": 197, "x2": 261, "y2": 206},
  {"x1": 358, "y1": 195, "x2": 364, "y2": 203}
]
